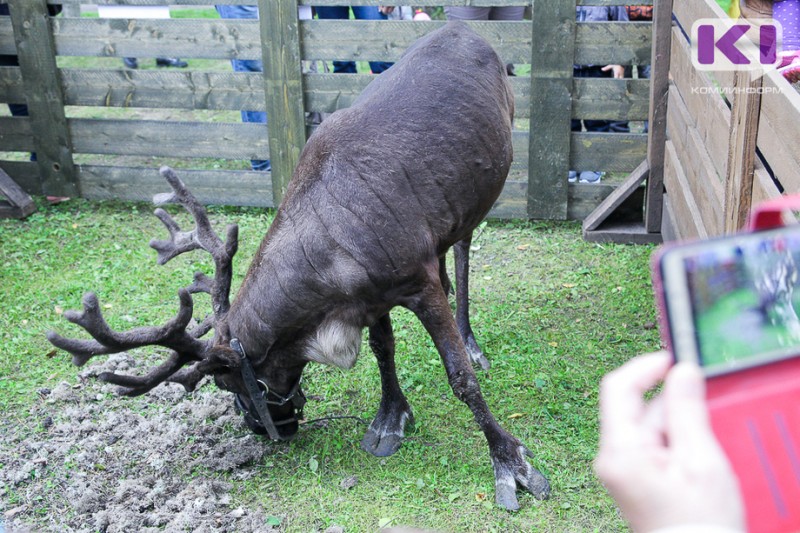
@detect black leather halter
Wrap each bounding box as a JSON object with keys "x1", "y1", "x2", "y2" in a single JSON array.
[{"x1": 230, "y1": 338, "x2": 306, "y2": 440}]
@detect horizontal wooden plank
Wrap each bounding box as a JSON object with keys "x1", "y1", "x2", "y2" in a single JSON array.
[
  {"x1": 664, "y1": 139, "x2": 708, "y2": 239},
  {"x1": 69, "y1": 119, "x2": 270, "y2": 159},
  {"x1": 570, "y1": 132, "x2": 648, "y2": 173},
  {"x1": 574, "y1": 22, "x2": 652, "y2": 66},
  {"x1": 50, "y1": 17, "x2": 263, "y2": 60},
  {"x1": 0, "y1": 160, "x2": 41, "y2": 195},
  {"x1": 0, "y1": 116, "x2": 34, "y2": 151},
  {"x1": 572, "y1": 78, "x2": 650, "y2": 121},
  {"x1": 0, "y1": 19, "x2": 13, "y2": 55},
  {"x1": 35, "y1": 69, "x2": 646, "y2": 122},
  {"x1": 44, "y1": 18, "x2": 651, "y2": 66},
  {"x1": 78, "y1": 165, "x2": 274, "y2": 206},
  {"x1": 0, "y1": 66, "x2": 24, "y2": 103},
  {"x1": 303, "y1": 20, "x2": 650, "y2": 65},
  {"x1": 60, "y1": 68, "x2": 265, "y2": 111},
  {"x1": 489, "y1": 178, "x2": 628, "y2": 221},
  {"x1": 301, "y1": 20, "x2": 530, "y2": 64}
]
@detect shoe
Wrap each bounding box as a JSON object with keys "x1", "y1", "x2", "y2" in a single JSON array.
[
  {"x1": 156, "y1": 57, "x2": 188, "y2": 68},
  {"x1": 568, "y1": 170, "x2": 577, "y2": 183},
  {"x1": 579, "y1": 171, "x2": 603, "y2": 184},
  {"x1": 46, "y1": 196, "x2": 70, "y2": 205},
  {"x1": 123, "y1": 57, "x2": 138, "y2": 69},
  {"x1": 778, "y1": 50, "x2": 800, "y2": 83},
  {"x1": 251, "y1": 159, "x2": 271, "y2": 172}
]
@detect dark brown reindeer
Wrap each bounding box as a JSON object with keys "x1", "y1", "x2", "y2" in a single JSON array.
[{"x1": 47, "y1": 22, "x2": 550, "y2": 509}]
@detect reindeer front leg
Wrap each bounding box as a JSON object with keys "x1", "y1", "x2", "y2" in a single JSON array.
[
  {"x1": 408, "y1": 271, "x2": 550, "y2": 510},
  {"x1": 361, "y1": 313, "x2": 415, "y2": 457}
]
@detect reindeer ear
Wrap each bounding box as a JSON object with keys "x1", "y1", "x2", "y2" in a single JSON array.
[{"x1": 196, "y1": 344, "x2": 241, "y2": 375}]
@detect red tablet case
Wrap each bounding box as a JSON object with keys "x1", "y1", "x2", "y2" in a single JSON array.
[{"x1": 696, "y1": 196, "x2": 800, "y2": 533}]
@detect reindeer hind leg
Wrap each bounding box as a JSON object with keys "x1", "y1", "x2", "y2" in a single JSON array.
[
  {"x1": 408, "y1": 273, "x2": 550, "y2": 510},
  {"x1": 454, "y1": 234, "x2": 490, "y2": 370}
]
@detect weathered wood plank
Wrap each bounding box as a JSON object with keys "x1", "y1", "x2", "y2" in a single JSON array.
[
  {"x1": 259, "y1": 0, "x2": 305, "y2": 204},
  {"x1": 0, "y1": 160, "x2": 41, "y2": 195},
  {"x1": 583, "y1": 221, "x2": 663, "y2": 244},
  {"x1": 0, "y1": 166, "x2": 35, "y2": 218},
  {"x1": 756, "y1": 69, "x2": 800, "y2": 194},
  {"x1": 0, "y1": 116, "x2": 34, "y2": 151},
  {"x1": 51, "y1": 17, "x2": 264, "y2": 60},
  {"x1": 672, "y1": 0, "x2": 728, "y2": 32},
  {"x1": 669, "y1": 27, "x2": 731, "y2": 179},
  {"x1": 490, "y1": 179, "x2": 633, "y2": 221},
  {"x1": 723, "y1": 70, "x2": 762, "y2": 234},
  {"x1": 574, "y1": 22, "x2": 652, "y2": 66},
  {"x1": 0, "y1": 18, "x2": 13, "y2": 55},
  {"x1": 7, "y1": 69, "x2": 649, "y2": 123},
  {"x1": 663, "y1": 139, "x2": 708, "y2": 240},
  {"x1": 644, "y1": 0, "x2": 672, "y2": 232},
  {"x1": 8, "y1": 0, "x2": 78, "y2": 197},
  {"x1": 666, "y1": 84, "x2": 724, "y2": 236},
  {"x1": 570, "y1": 132, "x2": 648, "y2": 173},
  {"x1": 56, "y1": 69, "x2": 267, "y2": 111},
  {"x1": 583, "y1": 159, "x2": 648, "y2": 232},
  {"x1": 0, "y1": 65, "x2": 24, "y2": 102},
  {"x1": 527, "y1": 0, "x2": 574, "y2": 220},
  {"x1": 78, "y1": 165, "x2": 274, "y2": 206},
  {"x1": 44, "y1": 18, "x2": 648, "y2": 67},
  {"x1": 69, "y1": 119, "x2": 270, "y2": 159},
  {"x1": 572, "y1": 78, "x2": 650, "y2": 121}
]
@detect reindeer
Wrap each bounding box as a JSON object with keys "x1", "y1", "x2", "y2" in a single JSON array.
[{"x1": 47, "y1": 22, "x2": 550, "y2": 509}]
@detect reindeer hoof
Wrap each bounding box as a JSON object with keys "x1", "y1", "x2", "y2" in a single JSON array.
[
  {"x1": 360, "y1": 408, "x2": 413, "y2": 457},
  {"x1": 493, "y1": 445, "x2": 550, "y2": 511},
  {"x1": 464, "y1": 333, "x2": 490, "y2": 371}
]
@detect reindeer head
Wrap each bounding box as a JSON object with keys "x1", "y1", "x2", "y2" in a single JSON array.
[{"x1": 47, "y1": 167, "x2": 304, "y2": 441}]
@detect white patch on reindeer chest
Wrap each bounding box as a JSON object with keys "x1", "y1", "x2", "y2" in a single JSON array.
[{"x1": 304, "y1": 319, "x2": 363, "y2": 369}]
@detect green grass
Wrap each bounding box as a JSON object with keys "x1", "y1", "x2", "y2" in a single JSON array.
[{"x1": 0, "y1": 199, "x2": 660, "y2": 531}]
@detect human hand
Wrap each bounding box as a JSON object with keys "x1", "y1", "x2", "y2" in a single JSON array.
[
  {"x1": 594, "y1": 352, "x2": 745, "y2": 532},
  {"x1": 601, "y1": 64, "x2": 625, "y2": 79}
]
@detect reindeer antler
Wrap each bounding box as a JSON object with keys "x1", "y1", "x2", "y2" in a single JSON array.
[{"x1": 46, "y1": 167, "x2": 240, "y2": 396}]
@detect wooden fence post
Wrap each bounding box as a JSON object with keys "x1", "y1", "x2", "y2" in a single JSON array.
[
  {"x1": 723, "y1": 71, "x2": 763, "y2": 233},
  {"x1": 258, "y1": 0, "x2": 306, "y2": 206},
  {"x1": 527, "y1": 0, "x2": 575, "y2": 220},
  {"x1": 644, "y1": 0, "x2": 674, "y2": 232},
  {"x1": 8, "y1": 0, "x2": 79, "y2": 197}
]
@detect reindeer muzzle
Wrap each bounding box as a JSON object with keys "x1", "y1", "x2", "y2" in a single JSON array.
[{"x1": 231, "y1": 338, "x2": 306, "y2": 441}]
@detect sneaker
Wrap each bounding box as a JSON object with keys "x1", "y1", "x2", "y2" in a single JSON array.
[
  {"x1": 156, "y1": 57, "x2": 189, "y2": 68},
  {"x1": 579, "y1": 171, "x2": 603, "y2": 184},
  {"x1": 778, "y1": 50, "x2": 800, "y2": 83},
  {"x1": 123, "y1": 57, "x2": 138, "y2": 69},
  {"x1": 568, "y1": 170, "x2": 578, "y2": 183}
]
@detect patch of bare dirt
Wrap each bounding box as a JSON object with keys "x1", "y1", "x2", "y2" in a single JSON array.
[{"x1": 0, "y1": 352, "x2": 285, "y2": 532}]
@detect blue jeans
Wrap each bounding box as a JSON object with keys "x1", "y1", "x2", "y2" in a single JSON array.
[
  {"x1": 315, "y1": 6, "x2": 392, "y2": 74},
  {"x1": 215, "y1": 5, "x2": 270, "y2": 171}
]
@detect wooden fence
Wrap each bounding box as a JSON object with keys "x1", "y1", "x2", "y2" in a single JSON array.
[
  {"x1": 0, "y1": 0, "x2": 653, "y2": 222},
  {"x1": 662, "y1": 0, "x2": 800, "y2": 240}
]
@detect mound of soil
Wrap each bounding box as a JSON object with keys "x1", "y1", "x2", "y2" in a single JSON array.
[{"x1": 0, "y1": 352, "x2": 286, "y2": 532}]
